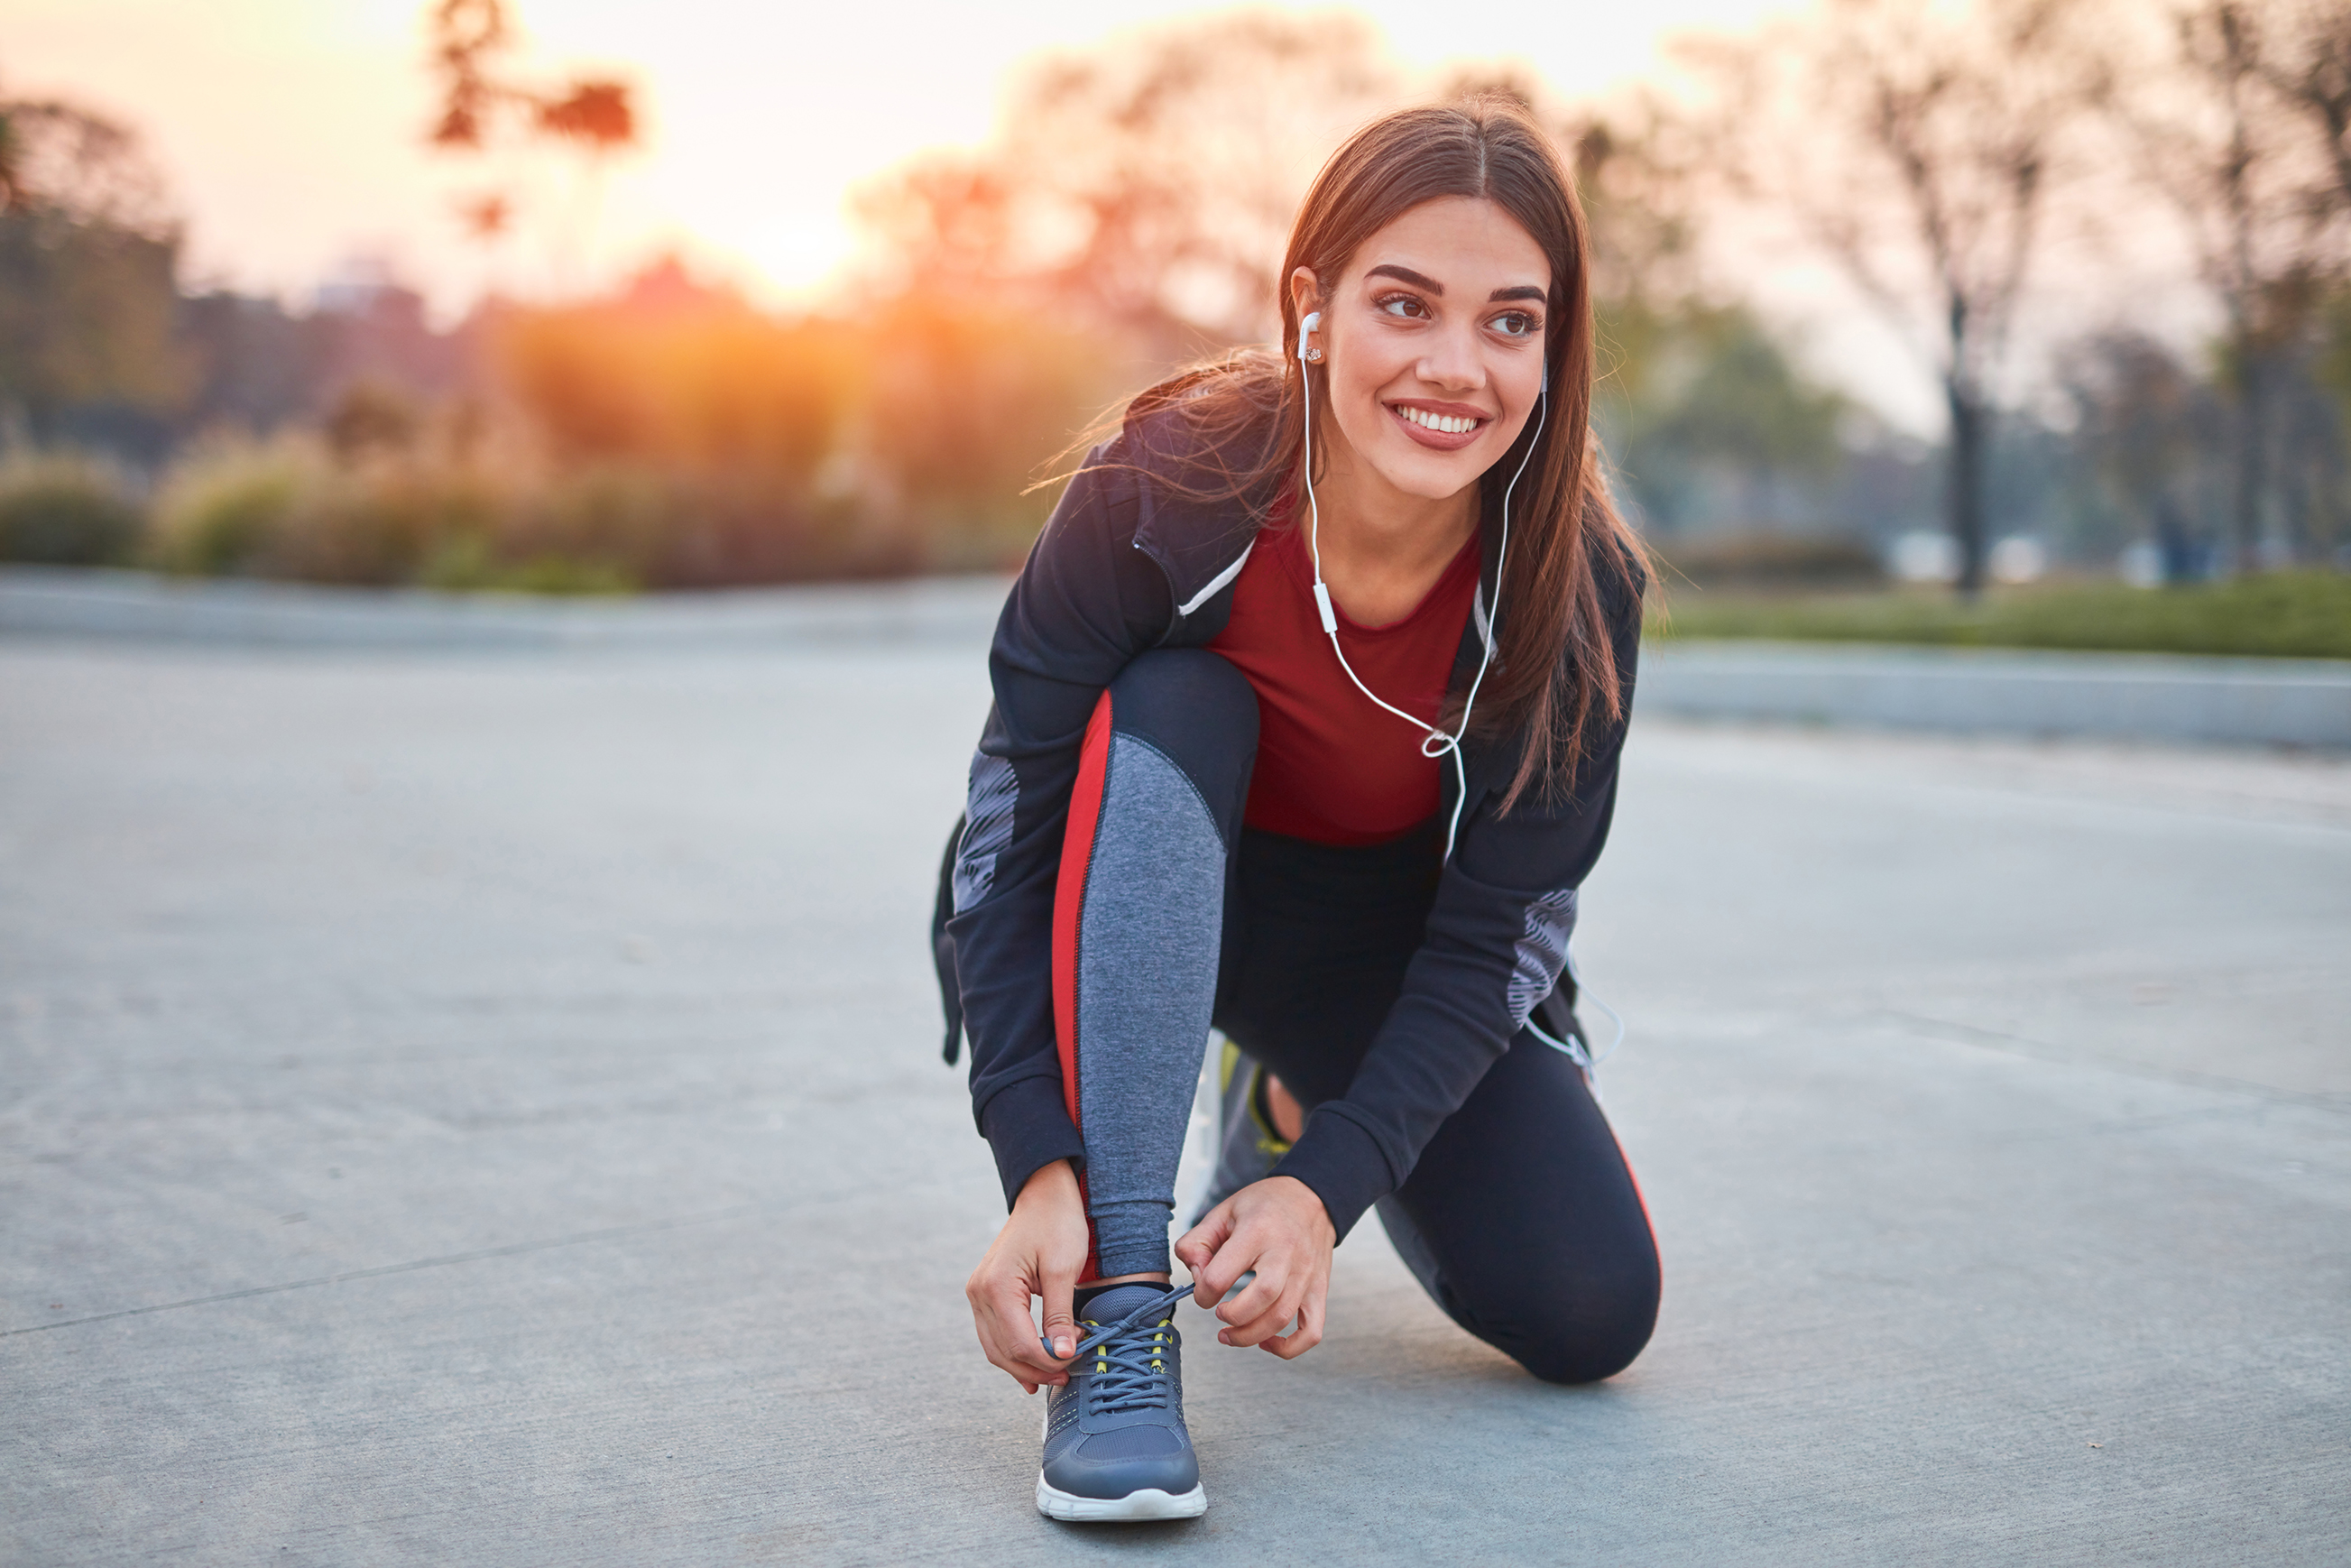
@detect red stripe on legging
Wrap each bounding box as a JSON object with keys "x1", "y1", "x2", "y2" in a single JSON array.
[{"x1": 1053, "y1": 691, "x2": 1115, "y2": 1284}]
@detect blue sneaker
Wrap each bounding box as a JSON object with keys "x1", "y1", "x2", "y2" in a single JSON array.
[{"x1": 1037, "y1": 1282, "x2": 1205, "y2": 1521}]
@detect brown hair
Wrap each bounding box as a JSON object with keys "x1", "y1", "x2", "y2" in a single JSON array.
[{"x1": 1109, "y1": 96, "x2": 1644, "y2": 811}]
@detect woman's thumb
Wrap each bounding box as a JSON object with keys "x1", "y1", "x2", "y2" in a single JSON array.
[{"x1": 1039, "y1": 1277, "x2": 1079, "y2": 1362}]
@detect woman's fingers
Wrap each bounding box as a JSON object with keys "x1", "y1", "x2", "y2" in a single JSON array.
[
  {"x1": 1212, "y1": 1263, "x2": 1285, "y2": 1333},
  {"x1": 1001, "y1": 1282, "x2": 1072, "y2": 1385},
  {"x1": 1174, "y1": 1201, "x2": 1237, "y2": 1304},
  {"x1": 1261, "y1": 1277, "x2": 1327, "y2": 1359},
  {"x1": 1217, "y1": 1273, "x2": 1305, "y2": 1347},
  {"x1": 1194, "y1": 1175, "x2": 1335, "y2": 1353},
  {"x1": 969, "y1": 1268, "x2": 1068, "y2": 1392},
  {"x1": 973, "y1": 1303, "x2": 1043, "y2": 1394},
  {"x1": 1038, "y1": 1272, "x2": 1078, "y2": 1363},
  {"x1": 966, "y1": 1158, "x2": 1089, "y2": 1392}
]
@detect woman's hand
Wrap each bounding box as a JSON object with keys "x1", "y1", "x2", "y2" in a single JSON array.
[
  {"x1": 1174, "y1": 1176, "x2": 1336, "y2": 1359},
  {"x1": 966, "y1": 1159, "x2": 1091, "y2": 1394}
]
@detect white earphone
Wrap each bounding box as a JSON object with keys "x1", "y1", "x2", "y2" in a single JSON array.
[{"x1": 1295, "y1": 307, "x2": 1549, "y2": 860}]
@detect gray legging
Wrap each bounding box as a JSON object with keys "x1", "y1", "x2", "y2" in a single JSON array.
[{"x1": 1058, "y1": 649, "x2": 1659, "y2": 1385}]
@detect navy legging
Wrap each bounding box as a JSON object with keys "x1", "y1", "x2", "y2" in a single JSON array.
[{"x1": 1051, "y1": 648, "x2": 1659, "y2": 1385}]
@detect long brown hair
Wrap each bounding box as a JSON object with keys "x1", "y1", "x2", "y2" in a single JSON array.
[{"x1": 1108, "y1": 97, "x2": 1644, "y2": 811}]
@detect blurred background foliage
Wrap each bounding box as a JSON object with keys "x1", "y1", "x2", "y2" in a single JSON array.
[{"x1": 1, "y1": 0, "x2": 2347, "y2": 650}]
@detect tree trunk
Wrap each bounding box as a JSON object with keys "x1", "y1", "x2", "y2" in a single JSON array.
[
  {"x1": 1946, "y1": 378, "x2": 1989, "y2": 597},
  {"x1": 2230, "y1": 348, "x2": 2270, "y2": 573},
  {"x1": 2153, "y1": 492, "x2": 2198, "y2": 585}
]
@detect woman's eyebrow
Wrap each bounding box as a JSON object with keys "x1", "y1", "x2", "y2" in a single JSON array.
[
  {"x1": 1365, "y1": 263, "x2": 1443, "y2": 293},
  {"x1": 1363, "y1": 264, "x2": 1546, "y2": 304}
]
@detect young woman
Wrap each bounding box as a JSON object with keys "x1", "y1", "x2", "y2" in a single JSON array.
[{"x1": 931, "y1": 97, "x2": 1658, "y2": 1523}]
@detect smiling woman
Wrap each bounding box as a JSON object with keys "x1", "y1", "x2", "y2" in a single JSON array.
[{"x1": 933, "y1": 97, "x2": 1655, "y2": 1526}]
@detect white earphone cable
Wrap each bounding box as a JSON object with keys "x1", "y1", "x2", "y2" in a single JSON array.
[
  {"x1": 1295, "y1": 313, "x2": 1547, "y2": 860},
  {"x1": 1293, "y1": 312, "x2": 1619, "y2": 1076}
]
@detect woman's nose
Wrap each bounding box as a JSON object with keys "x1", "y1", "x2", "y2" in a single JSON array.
[{"x1": 1417, "y1": 326, "x2": 1487, "y2": 392}]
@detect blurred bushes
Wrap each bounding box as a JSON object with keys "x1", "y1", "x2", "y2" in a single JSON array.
[
  {"x1": 493, "y1": 291, "x2": 848, "y2": 482},
  {"x1": 1650, "y1": 571, "x2": 2351, "y2": 659},
  {"x1": 7, "y1": 260, "x2": 1118, "y2": 593},
  {"x1": 148, "y1": 437, "x2": 317, "y2": 574},
  {"x1": 0, "y1": 451, "x2": 143, "y2": 564},
  {"x1": 146, "y1": 435, "x2": 650, "y2": 593},
  {"x1": 1656, "y1": 533, "x2": 1885, "y2": 589}
]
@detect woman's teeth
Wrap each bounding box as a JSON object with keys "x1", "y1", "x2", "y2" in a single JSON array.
[{"x1": 1397, "y1": 406, "x2": 1479, "y2": 435}]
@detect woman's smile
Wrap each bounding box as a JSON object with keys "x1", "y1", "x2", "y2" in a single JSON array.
[{"x1": 1388, "y1": 398, "x2": 1491, "y2": 449}]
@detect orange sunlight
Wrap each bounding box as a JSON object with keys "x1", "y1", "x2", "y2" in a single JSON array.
[{"x1": 1, "y1": 0, "x2": 1790, "y2": 315}]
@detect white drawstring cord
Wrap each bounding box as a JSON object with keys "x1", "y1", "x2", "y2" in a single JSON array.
[
  {"x1": 1525, "y1": 947, "x2": 1626, "y2": 1080},
  {"x1": 1297, "y1": 350, "x2": 1547, "y2": 862}
]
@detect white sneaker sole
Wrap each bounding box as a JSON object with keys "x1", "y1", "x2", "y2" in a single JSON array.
[{"x1": 1035, "y1": 1476, "x2": 1207, "y2": 1522}]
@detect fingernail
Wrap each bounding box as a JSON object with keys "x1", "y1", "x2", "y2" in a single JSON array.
[{"x1": 1054, "y1": 1337, "x2": 1072, "y2": 1357}]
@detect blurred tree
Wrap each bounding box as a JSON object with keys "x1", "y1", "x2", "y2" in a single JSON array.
[
  {"x1": 2111, "y1": 1, "x2": 2351, "y2": 569},
  {"x1": 852, "y1": 11, "x2": 1404, "y2": 356},
  {"x1": 0, "y1": 96, "x2": 186, "y2": 448},
  {"x1": 1681, "y1": 0, "x2": 2107, "y2": 595},
  {"x1": 2259, "y1": 0, "x2": 2351, "y2": 203},
  {"x1": 1560, "y1": 94, "x2": 1710, "y2": 311},
  {"x1": 2061, "y1": 331, "x2": 2230, "y2": 578},
  {"x1": 424, "y1": 0, "x2": 639, "y2": 267},
  {"x1": 428, "y1": 0, "x2": 637, "y2": 157},
  {"x1": 1597, "y1": 301, "x2": 1849, "y2": 535}
]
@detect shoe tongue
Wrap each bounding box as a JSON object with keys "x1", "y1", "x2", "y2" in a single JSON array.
[{"x1": 1083, "y1": 1283, "x2": 1170, "y2": 1328}]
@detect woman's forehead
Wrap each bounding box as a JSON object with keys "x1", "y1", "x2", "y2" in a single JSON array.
[{"x1": 1346, "y1": 197, "x2": 1551, "y2": 294}]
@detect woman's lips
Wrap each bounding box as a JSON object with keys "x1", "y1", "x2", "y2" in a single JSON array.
[{"x1": 1388, "y1": 401, "x2": 1487, "y2": 452}]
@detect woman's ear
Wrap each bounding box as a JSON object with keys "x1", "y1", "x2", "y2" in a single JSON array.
[{"x1": 1289, "y1": 266, "x2": 1323, "y2": 346}]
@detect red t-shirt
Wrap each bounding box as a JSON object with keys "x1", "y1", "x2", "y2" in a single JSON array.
[{"x1": 1208, "y1": 515, "x2": 1480, "y2": 846}]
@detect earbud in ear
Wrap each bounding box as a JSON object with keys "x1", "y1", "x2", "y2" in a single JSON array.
[{"x1": 1298, "y1": 311, "x2": 1322, "y2": 363}]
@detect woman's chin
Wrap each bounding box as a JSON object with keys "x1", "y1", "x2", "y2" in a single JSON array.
[{"x1": 1368, "y1": 440, "x2": 1492, "y2": 503}]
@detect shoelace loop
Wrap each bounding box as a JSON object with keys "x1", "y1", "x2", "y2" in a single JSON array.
[{"x1": 1042, "y1": 1283, "x2": 1194, "y2": 1416}]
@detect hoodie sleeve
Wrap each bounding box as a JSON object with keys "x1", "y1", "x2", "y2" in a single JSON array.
[
  {"x1": 1271, "y1": 549, "x2": 1646, "y2": 1237},
  {"x1": 945, "y1": 446, "x2": 1176, "y2": 1207}
]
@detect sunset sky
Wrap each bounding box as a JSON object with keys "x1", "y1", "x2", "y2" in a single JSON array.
[{"x1": 3, "y1": 0, "x2": 1795, "y2": 310}]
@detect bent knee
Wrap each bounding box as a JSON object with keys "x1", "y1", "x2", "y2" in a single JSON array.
[
  {"x1": 1108, "y1": 649, "x2": 1258, "y2": 739},
  {"x1": 1497, "y1": 1268, "x2": 1661, "y2": 1386}
]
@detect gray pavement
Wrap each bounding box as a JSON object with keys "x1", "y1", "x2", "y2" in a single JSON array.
[{"x1": 2, "y1": 632, "x2": 2347, "y2": 1564}]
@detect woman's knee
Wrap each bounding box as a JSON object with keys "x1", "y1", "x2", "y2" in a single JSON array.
[
  {"x1": 1103, "y1": 650, "x2": 1258, "y2": 835},
  {"x1": 1503, "y1": 1258, "x2": 1661, "y2": 1386},
  {"x1": 1109, "y1": 650, "x2": 1257, "y2": 746}
]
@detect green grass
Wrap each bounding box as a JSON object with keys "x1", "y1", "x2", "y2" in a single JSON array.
[{"x1": 1647, "y1": 571, "x2": 2351, "y2": 661}]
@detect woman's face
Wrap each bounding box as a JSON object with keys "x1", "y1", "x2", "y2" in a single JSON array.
[{"x1": 1294, "y1": 195, "x2": 1553, "y2": 506}]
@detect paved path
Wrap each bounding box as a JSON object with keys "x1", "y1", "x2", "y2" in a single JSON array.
[{"x1": 3, "y1": 637, "x2": 2346, "y2": 1564}]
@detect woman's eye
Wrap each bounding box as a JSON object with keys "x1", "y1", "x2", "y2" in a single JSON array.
[
  {"x1": 1492, "y1": 312, "x2": 1536, "y2": 337},
  {"x1": 1376, "y1": 294, "x2": 1428, "y2": 318}
]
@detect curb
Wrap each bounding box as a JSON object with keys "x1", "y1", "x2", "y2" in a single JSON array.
[
  {"x1": 0, "y1": 566, "x2": 1010, "y2": 651},
  {"x1": 1640, "y1": 640, "x2": 2351, "y2": 750},
  {"x1": 7, "y1": 568, "x2": 2346, "y2": 749}
]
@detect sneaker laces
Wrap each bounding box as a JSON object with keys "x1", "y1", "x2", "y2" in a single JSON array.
[{"x1": 1042, "y1": 1282, "x2": 1194, "y2": 1416}]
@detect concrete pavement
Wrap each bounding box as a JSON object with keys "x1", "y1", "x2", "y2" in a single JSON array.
[{"x1": 2, "y1": 632, "x2": 2346, "y2": 1563}]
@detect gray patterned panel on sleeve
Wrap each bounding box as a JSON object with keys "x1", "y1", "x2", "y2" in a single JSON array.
[
  {"x1": 1505, "y1": 887, "x2": 1579, "y2": 1028},
  {"x1": 952, "y1": 752, "x2": 1019, "y2": 913}
]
